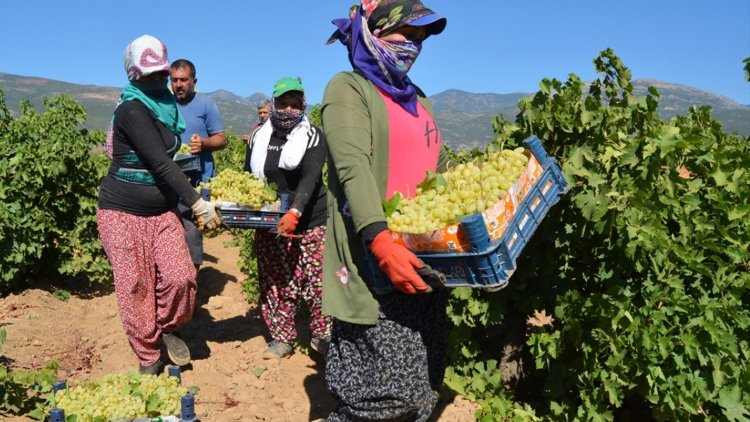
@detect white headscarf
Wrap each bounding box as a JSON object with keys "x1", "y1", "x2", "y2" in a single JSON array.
[{"x1": 123, "y1": 35, "x2": 170, "y2": 81}]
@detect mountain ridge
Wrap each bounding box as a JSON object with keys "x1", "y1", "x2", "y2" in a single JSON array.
[{"x1": 1, "y1": 71, "x2": 747, "y2": 150}]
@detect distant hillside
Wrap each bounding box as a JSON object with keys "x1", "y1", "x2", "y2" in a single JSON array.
[
  {"x1": 1, "y1": 72, "x2": 747, "y2": 151},
  {"x1": 431, "y1": 83, "x2": 750, "y2": 150},
  {"x1": 632, "y1": 79, "x2": 750, "y2": 136},
  {"x1": 429, "y1": 89, "x2": 528, "y2": 113},
  {"x1": 0, "y1": 73, "x2": 122, "y2": 132},
  {"x1": 0, "y1": 73, "x2": 270, "y2": 136},
  {"x1": 205, "y1": 89, "x2": 270, "y2": 135}
]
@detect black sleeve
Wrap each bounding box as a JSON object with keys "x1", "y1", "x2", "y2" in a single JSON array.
[
  {"x1": 118, "y1": 103, "x2": 200, "y2": 205},
  {"x1": 290, "y1": 126, "x2": 326, "y2": 212},
  {"x1": 360, "y1": 221, "x2": 388, "y2": 245}
]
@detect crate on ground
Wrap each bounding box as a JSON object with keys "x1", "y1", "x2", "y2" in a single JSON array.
[
  {"x1": 174, "y1": 153, "x2": 201, "y2": 173},
  {"x1": 367, "y1": 135, "x2": 568, "y2": 293},
  {"x1": 219, "y1": 193, "x2": 290, "y2": 230},
  {"x1": 48, "y1": 367, "x2": 196, "y2": 422}
]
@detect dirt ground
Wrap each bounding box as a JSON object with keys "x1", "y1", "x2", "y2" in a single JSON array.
[{"x1": 0, "y1": 232, "x2": 478, "y2": 421}]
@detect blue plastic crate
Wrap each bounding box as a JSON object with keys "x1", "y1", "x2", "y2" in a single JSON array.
[
  {"x1": 174, "y1": 153, "x2": 201, "y2": 173},
  {"x1": 367, "y1": 135, "x2": 568, "y2": 293}
]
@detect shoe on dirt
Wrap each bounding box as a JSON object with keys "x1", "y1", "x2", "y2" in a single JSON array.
[
  {"x1": 310, "y1": 336, "x2": 331, "y2": 355},
  {"x1": 262, "y1": 340, "x2": 293, "y2": 359},
  {"x1": 163, "y1": 333, "x2": 191, "y2": 366},
  {"x1": 139, "y1": 360, "x2": 165, "y2": 376}
]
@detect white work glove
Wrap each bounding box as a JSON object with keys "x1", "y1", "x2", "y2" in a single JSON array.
[
  {"x1": 191, "y1": 198, "x2": 222, "y2": 231},
  {"x1": 211, "y1": 200, "x2": 227, "y2": 209}
]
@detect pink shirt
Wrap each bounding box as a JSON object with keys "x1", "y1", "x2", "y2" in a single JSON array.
[{"x1": 379, "y1": 90, "x2": 441, "y2": 200}]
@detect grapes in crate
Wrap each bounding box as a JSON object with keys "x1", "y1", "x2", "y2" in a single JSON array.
[
  {"x1": 53, "y1": 372, "x2": 188, "y2": 421},
  {"x1": 177, "y1": 143, "x2": 192, "y2": 155},
  {"x1": 201, "y1": 168, "x2": 277, "y2": 208},
  {"x1": 386, "y1": 147, "x2": 529, "y2": 234}
]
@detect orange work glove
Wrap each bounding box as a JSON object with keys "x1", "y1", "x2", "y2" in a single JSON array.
[
  {"x1": 368, "y1": 230, "x2": 432, "y2": 294},
  {"x1": 276, "y1": 210, "x2": 300, "y2": 237}
]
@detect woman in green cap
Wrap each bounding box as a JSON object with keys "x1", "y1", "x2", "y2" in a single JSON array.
[
  {"x1": 244, "y1": 76, "x2": 331, "y2": 360},
  {"x1": 321, "y1": 0, "x2": 449, "y2": 420}
]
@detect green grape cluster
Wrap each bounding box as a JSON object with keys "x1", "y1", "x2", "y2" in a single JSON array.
[
  {"x1": 177, "y1": 143, "x2": 192, "y2": 155},
  {"x1": 202, "y1": 168, "x2": 277, "y2": 208},
  {"x1": 387, "y1": 148, "x2": 529, "y2": 233},
  {"x1": 53, "y1": 372, "x2": 188, "y2": 421}
]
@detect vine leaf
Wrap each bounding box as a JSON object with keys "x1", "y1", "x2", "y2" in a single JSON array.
[
  {"x1": 382, "y1": 192, "x2": 402, "y2": 218},
  {"x1": 718, "y1": 385, "x2": 750, "y2": 421},
  {"x1": 417, "y1": 171, "x2": 447, "y2": 192}
]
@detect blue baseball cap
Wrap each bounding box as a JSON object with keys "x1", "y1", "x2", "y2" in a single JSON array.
[{"x1": 408, "y1": 8, "x2": 447, "y2": 36}]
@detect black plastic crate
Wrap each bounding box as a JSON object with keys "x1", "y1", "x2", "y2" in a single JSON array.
[
  {"x1": 174, "y1": 153, "x2": 201, "y2": 173},
  {"x1": 219, "y1": 193, "x2": 290, "y2": 231},
  {"x1": 220, "y1": 208, "x2": 284, "y2": 230}
]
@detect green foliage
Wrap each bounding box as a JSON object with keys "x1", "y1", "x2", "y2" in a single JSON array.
[
  {"x1": 0, "y1": 91, "x2": 111, "y2": 291},
  {"x1": 212, "y1": 132, "x2": 262, "y2": 302},
  {"x1": 51, "y1": 289, "x2": 70, "y2": 302},
  {"x1": 0, "y1": 330, "x2": 60, "y2": 420},
  {"x1": 445, "y1": 360, "x2": 540, "y2": 421},
  {"x1": 309, "y1": 103, "x2": 322, "y2": 127},
  {"x1": 214, "y1": 131, "x2": 247, "y2": 173},
  {"x1": 0, "y1": 362, "x2": 60, "y2": 420},
  {"x1": 237, "y1": 230, "x2": 261, "y2": 303},
  {"x1": 462, "y1": 48, "x2": 750, "y2": 419}
]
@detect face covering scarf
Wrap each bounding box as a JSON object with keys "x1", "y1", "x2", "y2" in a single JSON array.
[
  {"x1": 270, "y1": 105, "x2": 306, "y2": 133},
  {"x1": 373, "y1": 39, "x2": 422, "y2": 74}
]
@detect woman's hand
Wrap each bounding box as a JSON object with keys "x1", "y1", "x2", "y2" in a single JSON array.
[
  {"x1": 276, "y1": 210, "x2": 300, "y2": 237},
  {"x1": 369, "y1": 230, "x2": 432, "y2": 294},
  {"x1": 191, "y1": 198, "x2": 221, "y2": 231}
]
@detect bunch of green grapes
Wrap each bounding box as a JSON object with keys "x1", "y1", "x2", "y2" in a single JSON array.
[
  {"x1": 202, "y1": 168, "x2": 277, "y2": 208},
  {"x1": 53, "y1": 372, "x2": 188, "y2": 421},
  {"x1": 177, "y1": 143, "x2": 192, "y2": 155},
  {"x1": 387, "y1": 147, "x2": 529, "y2": 233}
]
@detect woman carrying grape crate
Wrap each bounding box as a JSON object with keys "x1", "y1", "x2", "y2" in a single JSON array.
[
  {"x1": 96, "y1": 35, "x2": 222, "y2": 375},
  {"x1": 320, "y1": 1, "x2": 450, "y2": 420},
  {"x1": 243, "y1": 77, "x2": 331, "y2": 360}
]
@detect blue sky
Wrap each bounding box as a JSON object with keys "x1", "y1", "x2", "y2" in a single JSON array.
[{"x1": 1, "y1": 1, "x2": 748, "y2": 105}]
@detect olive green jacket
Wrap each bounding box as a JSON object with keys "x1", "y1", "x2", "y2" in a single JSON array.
[{"x1": 320, "y1": 71, "x2": 447, "y2": 325}]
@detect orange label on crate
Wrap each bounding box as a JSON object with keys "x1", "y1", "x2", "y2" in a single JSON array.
[
  {"x1": 395, "y1": 224, "x2": 470, "y2": 253},
  {"x1": 395, "y1": 154, "x2": 543, "y2": 253}
]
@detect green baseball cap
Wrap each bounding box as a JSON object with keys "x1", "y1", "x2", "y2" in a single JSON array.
[{"x1": 273, "y1": 76, "x2": 304, "y2": 98}]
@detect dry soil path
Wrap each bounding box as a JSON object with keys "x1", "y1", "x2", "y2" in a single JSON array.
[{"x1": 0, "y1": 232, "x2": 477, "y2": 421}]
